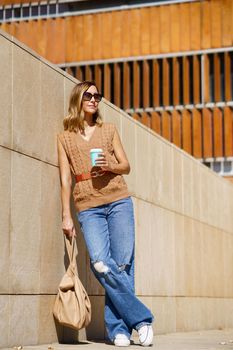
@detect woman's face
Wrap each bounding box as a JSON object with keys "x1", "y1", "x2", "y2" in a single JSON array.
[{"x1": 82, "y1": 85, "x2": 100, "y2": 115}]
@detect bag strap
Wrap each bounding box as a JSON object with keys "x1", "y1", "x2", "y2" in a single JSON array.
[{"x1": 64, "y1": 236, "x2": 78, "y2": 264}]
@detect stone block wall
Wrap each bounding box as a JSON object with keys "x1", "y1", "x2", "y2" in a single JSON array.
[{"x1": 0, "y1": 30, "x2": 233, "y2": 348}]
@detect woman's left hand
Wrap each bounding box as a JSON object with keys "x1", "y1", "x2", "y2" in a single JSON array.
[{"x1": 95, "y1": 152, "x2": 111, "y2": 171}]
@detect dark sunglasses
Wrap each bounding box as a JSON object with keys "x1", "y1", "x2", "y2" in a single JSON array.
[{"x1": 82, "y1": 91, "x2": 102, "y2": 102}]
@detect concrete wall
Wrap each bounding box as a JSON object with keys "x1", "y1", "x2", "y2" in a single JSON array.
[{"x1": 0, "y1": 29, "x2": 233, "y2": 348}]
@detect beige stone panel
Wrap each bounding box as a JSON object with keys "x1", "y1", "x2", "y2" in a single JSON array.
[
  {"x1": 176, "y1": 297, "x2": 226, "y2": 332},
  {"x1": 138, "y1": 296, "x2": 176, "y2": 335},
  {"x1": 149, "y1": 206, "x2": 175, "y2": 296},
  {"x1": 202, "y1": 298, "x2": 228, "y2": 330},
  {"x1": 40, "y1": 162, "x2": 66, "y2": 293},
  {"x1": 203, "y1": 298, "x2": 233, "y2": 330},
  {"x1": 8, "y1": 295, "x2": 39, "y2": 347},
  {"x1": 201, "y1": 224, "x2": 212, "y2": 297},
  {"x1": 207, "y1": 173, "x2": 218, "y2": 229},
  {"x1": 135, "y1": 124, "x2": 151, "y2": 201},
  {"x1": 160, "y1": 142, "x2": 173, "y2": 210},
  {"x1": 135, "y1": 198, "x2": 152, "y2": 295},
  {"x1": 0, "y1": 35, "x2": 12, "y2": 148},
  {"x1": 191, "y1": 220, "x2": 204, "y2": 296},
  {"x1": 213, "y1": 228, "x2": 227, "y2": 297},
  {"x1": 172, "y1": 149, "x2": 183, "y2": 214},
  {"x1": 229, "y1": 186, "x2": 233, "y2": 233},
  {"x1": 224, "y1": 298, "x2": 233, "y2": 328},
  {"x1": 64, "y1": 78, "x2": 76, "y2": 117},
  {"x1": 132, "y1": 196, "x2": 138, "y2": 245},
  {"x1": 227, "y1": 233, "x2": 233, "y2": 296},
  {"x1": 181, "y1": 217, "x2": 195, "y2": 296},
  {"x1": 202, "y1": 225, "x2": 224, "y2": 297},
  {"x1": 176, "y1": 297, "x2": 206, "y2": 331},
  {"x1": 182, "y1": 155, "x2": 193, "y2": 218},
  {"x1": 228, "y1": 193, "x2": 233, "y2": 234},
  {"x1": 215, "y1": 176, "x2": 225, "y2": 230},
  {"x1": 149, "y1": 134, "x2": 163, "y2": 206},
  {"x1": 99, "y1": 101, "x2": 122, "y2": 133},
  {"x1": 223, "y1": 232, "x2": 233, "y2": 298},
  {"x1": 214, "y1": 175, "x2": 222, "y2": 230},
  {"x1": 174, "y1": 214, "x2": 185, "y2": 296},
  {"x1": 179, "y1": 219, "x2": 212, "y2": 298},
  {"x1": 40, "y1": 64, "x2": 65, "y2": 164},
  {"x1": 121, "y1": 115, "x2": 136, "y2": 195},
  {"x1": 222, "y1": 231, "x2": 228, "y2": 298},
  {"x1": 199, "y1": 166, "x2": 210, "y2": 226},
  {"x1": 10, "y1": 152, "x2": 41, "y2": 293},
  {"x1": 38, "y1": 295, "x2": 62, "y2": 344},
  {"x1": 12, "y1": 45, "x2": 41, "y2": 158},
  {"x1": 86, "y1": 295, "x2": 105, "y2": 340},
  {"x1": 0, "y1": 295, "x2": 10, "y2": 347},
  {"x1": 212, "y1": 228, "x2": 226, "y2": 297},
  {"x1": 221, "y1": 180, "x2": 233, "y2": 233},
  {"x1": 222, "y1": 181, "x2": 231, "y2": 232},
  {"x1": 0, "y1": 147, "x2": 11, "y2": 293},
  {"x1": 192, "y1": 161, "x2": 201, "y2": 221}
]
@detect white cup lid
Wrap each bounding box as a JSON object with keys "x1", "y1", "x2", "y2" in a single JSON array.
[{"x1": 90, "y1": 148, "x2": 103, "y2": 153}]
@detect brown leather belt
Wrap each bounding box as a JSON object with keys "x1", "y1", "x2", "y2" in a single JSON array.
[{"x1": 75, "y1": 170, "x2": 107, "y2": 183}]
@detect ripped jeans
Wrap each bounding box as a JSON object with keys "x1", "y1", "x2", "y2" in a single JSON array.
[{"x1": 77, "y1": 196, "x2": 154, "y2": 341}]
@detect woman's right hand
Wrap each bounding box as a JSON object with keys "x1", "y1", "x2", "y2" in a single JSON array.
[{"x1": 62, "y1": 216, "x2": 77, "y2": 239}]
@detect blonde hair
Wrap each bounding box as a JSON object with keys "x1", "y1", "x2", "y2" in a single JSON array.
[{"x1": 63, "y1": 81, "x2": 103, "y2": 132}]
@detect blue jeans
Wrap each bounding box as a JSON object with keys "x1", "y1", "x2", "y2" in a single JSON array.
[{"x1": 77, "y1": 197, "x2": 154, "y2": 341}]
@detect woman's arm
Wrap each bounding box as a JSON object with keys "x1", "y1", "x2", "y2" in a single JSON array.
[
  {"x1": 57, "y1": 136, "x2": 76, "y2": 238},
  {"x1": 95, "y1": 128, "x2": 130, "y2": 175}
]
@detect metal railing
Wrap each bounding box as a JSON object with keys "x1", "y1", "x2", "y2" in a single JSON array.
[
  {"x1": 59, "y1": 48, "x2": 233, "y2": 111},
  {"x1": 59, "y1": 47, "x2": 233, "y2": 174}
]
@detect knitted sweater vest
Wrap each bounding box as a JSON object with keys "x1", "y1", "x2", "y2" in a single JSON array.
[{"x1": 57, "y1": 122, "x2": 130, "y2": 212}]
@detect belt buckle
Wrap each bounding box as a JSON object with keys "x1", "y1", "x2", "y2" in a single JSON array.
[{"x1": 91, "y1": 170, "x2": 105, "y2": 178}]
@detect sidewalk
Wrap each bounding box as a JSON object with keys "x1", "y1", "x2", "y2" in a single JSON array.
[{"x1": 5, "y1": 329, "x2": 233, "y2": 350}]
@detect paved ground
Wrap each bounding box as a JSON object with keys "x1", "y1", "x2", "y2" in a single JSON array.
[{"x1": 5, "y1": 329, "x2": 233, "y2": 350}]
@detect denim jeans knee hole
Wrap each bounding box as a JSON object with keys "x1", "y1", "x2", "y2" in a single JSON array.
[
  {"x1": 93, "y1": 261, "x2": 109, "y2": 273},
  {"x1": 118, "y1": 264, "x2": 126, "y2": 272}
]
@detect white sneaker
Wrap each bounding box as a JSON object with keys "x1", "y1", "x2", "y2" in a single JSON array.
[
  {"x1": 114, "y1": 334, "x2": 130, "y2": 347},
  {"x1": 138, "y1": 325, "x2": 153, "y2": 346}
]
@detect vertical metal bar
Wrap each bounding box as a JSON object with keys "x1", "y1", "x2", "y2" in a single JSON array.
[
  {"x1": 113, "y1": 63, "x2": 121, "y2": 107},
  {"x1": 133, "y1": 61, "x2": 140, "y2": 109},
  {"x1": 56, "y1": 1, "x2": 59, "y2": 16},
  {"x1": 201, "y1": 53, "x2": 205, "y2": 104},
  {"x1": 142, "y1": 60, "x2": 150, "y2": 108},
  {"x1": 29, "y1": 3, "x2": 32, "y2": 18},
  {"x1": 104, "y1": 63, "x2": 111, "y2": 101}
]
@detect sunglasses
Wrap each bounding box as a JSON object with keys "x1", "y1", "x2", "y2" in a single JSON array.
[{"x1": 82, "y1": 91, "x2": 102, "y2": 102}]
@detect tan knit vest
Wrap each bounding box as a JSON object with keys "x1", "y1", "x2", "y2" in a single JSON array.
[{"x1": 57, "y1": 122, "x2": 129, "y2": 212}]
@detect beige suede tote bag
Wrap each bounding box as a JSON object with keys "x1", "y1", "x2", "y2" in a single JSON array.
[{"x1": 53, "y1": 236, "x2": 91, "y2": 330}]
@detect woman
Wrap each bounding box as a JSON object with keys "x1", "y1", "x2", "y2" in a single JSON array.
[{"x1": 57, "y1": 81, "x2": 154, "y2": 347}]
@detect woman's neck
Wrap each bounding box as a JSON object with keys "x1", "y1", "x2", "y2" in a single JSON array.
[{"x1": 84, "y1": 114, "x2": 95, "y2": 127}]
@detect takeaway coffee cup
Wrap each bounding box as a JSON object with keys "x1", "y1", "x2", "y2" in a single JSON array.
[{"x1": 90, "y1": 148, "x2": 103, "y2": 166}]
